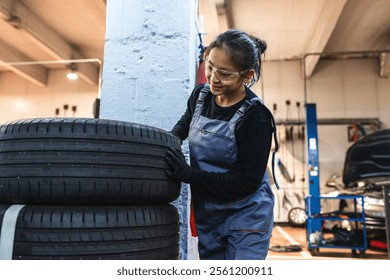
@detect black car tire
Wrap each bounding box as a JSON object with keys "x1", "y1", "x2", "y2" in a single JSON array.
[
  {"x1": 0, "y1": 204, "x2": 180, "y2": 260},
  {"x1": 0, "y1": 118, "x2": 181, "y2": 205}
]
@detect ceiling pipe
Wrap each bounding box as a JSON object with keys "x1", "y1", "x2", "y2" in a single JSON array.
[
  {"x1": 5, "y1": 58, "x2": 101, "y2": 66},
  {"x1": 379, "y1": 53, "x2": 389, "y2": 78}
]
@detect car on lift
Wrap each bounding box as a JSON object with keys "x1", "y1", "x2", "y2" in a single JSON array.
[
  {"x1": 322, "y1": 171, "x2": 386, "y2": 234},
  {"x1": 321, "y1": 129, "x2": 389, "y2": 249},
  {"x1": 288, "y1": 129, "x2": 389, "y2": 231}
]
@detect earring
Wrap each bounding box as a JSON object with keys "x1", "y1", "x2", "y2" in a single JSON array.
[{"x1": 244, "y1": 76, "x2": 255, "y2": 87}]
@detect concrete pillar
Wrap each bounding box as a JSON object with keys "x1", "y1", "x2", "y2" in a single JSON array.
[{"x1": 100, "y1": 0, "x2": 198, "y2": 259}]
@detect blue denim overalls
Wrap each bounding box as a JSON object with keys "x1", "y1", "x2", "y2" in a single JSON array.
[{"x1": 188, "y1": 84, "x2": 278, "y2": 260}]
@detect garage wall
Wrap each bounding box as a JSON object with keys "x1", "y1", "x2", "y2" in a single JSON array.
[
  {"x1": 307, "y1": 58, "x2": 389, "y2": 186},
  {"x1": 255, "y1": 58, "x2": 390, "y2": 184},
  {"x1": 253, "y1": 58, "x2": 389, "y2": 210},
  {"x1": 0, "y1": 69, "x2": 98, "y2": 124}
]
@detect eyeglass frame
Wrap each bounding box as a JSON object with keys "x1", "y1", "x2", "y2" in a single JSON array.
[{"x1": 204, "y1": 57, "x2": 248, "y2": 81}]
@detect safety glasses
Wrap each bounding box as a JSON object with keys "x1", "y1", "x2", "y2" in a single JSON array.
[{"x1": 204, "y1": 57, "x2": 246, "y2": 81}]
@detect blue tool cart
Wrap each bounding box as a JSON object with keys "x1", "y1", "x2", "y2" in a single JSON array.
[{"x1": 305, "y1": 195, "x2": 368, "y2": 257}]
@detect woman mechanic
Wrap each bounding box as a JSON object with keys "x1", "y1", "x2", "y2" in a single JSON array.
[{"x1": 165, "y1": 29, "x2": 278, "y2": 260}]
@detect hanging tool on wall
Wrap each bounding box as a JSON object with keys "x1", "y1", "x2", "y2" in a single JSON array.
[
  {"x1": 272, "y1": 103, "x2": 284, "y2": 221},
  {"x1": 275, "y1": 101, "x2": 294, "y2": 184},
  {"x1": 294, "y1": 101, "x2": 306, "y2": 204},
  {"x1": 63, "y1": 104, "x2": 69, "y2": 117},
  {"x1": 196, "y1": 31, "x2": 207, "y2": 85},
  {"x1": 296, "y1": 102, "x2": 305, "y2": 140},
  {"x1": 71, "y1": 106, "x2": 77, "y2": 117},
  {"x1": 297, "y1": 101, "x2": 306, "y2": 187},
  {"x1": 273, "y1": 103, "x2": 291, "y2": 183},
  {"x1": 347, "y1": 123, "x2": 366, "y2": 142},
  {"x1": 280, "y1": 101, "x2": 294, "y2": 211},
  {"x1": 285, "y1": 100, "x2": 296, "y2": 182},
  {"x1": 277, "y1": 158, "x2": 294, "y2": 183}
]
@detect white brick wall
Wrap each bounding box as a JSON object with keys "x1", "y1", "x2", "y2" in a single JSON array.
[{"x1": 100, "y1": 0, "x2": 198, "y2": 260}]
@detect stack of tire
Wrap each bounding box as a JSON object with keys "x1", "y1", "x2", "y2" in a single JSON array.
[{"x1": 0, "y1": 118, "x2": 182, "y2": 260}]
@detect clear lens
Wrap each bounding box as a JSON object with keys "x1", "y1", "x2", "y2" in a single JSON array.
[{"x1": 205, "y1": 60, "x2": 241, "y2": 81}]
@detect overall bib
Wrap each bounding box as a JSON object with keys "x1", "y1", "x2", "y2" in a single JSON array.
[{"x1": 188, "y1": 84, "x2": 277, "y2": 260}]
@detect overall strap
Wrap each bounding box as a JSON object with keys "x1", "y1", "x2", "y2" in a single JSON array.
[
  {"x1": 270, "y1": 113, "x2": 280, "y2": 190},
  {"x1": 193, "y1": 83, "x2": 210, "y2": 116},
  {"x1": 231, "y1": 96, "x2": 280, "y2": 190},
  {"x1": 229, "y1": 97, "x2": 261, "y2": 126},
  {"x1": 197, "y1": 83, "x2": 210, "y2": 104}
]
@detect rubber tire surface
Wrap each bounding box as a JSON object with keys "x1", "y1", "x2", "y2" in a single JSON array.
[
  {"x1": 0, "y1": 204, "x2": 180, "y2": 260},
  {"x1": 0, "y1": 118, "x2": 181, "y2": 205}
]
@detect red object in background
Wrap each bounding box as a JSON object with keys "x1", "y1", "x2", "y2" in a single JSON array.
[
  {"x1": 197, "y1": 61, "x2": 207, "y2": 85},
  {"x1": 370, "y1": 239, "x2": 388, "y2": 250},
  {"x1": 189, "y1": 60, "x2": 207, "y2": 238},
  {"x1": 190, "y1": 204, "x2": 198, "y2": 237}
]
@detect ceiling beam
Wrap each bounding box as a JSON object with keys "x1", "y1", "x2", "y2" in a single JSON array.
[
  {"x1": 224, "y1": 0, "x2": 234, "y2": 29},
  {"x1": 0, "y1": 39, "x2": 47, "y2": 87},
  {"x1": 0, "y1": 0, "x2": 15, "y2": 20},
  {"x1": 0, "y1": 0, "x2": 99, "y2": 85},
  {"x1": 216, "y1": 2, "x2": 229, "y2": 31},
  {"x1": 199, "y1": 0, "x2": 221, "y2": 45},
  {"x1": 303, "y1": 0, "x2": 347, "y2": 78}
]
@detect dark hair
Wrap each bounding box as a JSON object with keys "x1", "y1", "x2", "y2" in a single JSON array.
[{"x1": 204, "y1": 29, "x2": 267, "y2": 85}]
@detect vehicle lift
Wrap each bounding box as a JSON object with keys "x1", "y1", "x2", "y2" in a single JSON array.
[
  {"x1": 304, "y1": 103, "x2": 368, "y2": 256},
  {"x1": 305, "y1": 103, "x2": 321, "y2": 231}
]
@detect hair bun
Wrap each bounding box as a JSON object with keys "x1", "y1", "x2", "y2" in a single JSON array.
[
  {"x1": 257, "y1": 39, "x2": 267, "y2": 54},
  {"x1": 255, "y1": 38, "x2": 267, "y2": 54},
  {"x1": 248, "y1": 35, "x2": 267, "y2": 54}
]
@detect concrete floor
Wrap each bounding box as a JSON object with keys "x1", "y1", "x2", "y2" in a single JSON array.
[{"x1": 267, "y1": 225, "x2": 388, "y2": 260}]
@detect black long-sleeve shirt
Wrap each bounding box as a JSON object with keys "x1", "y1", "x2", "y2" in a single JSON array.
[{"x1": 171, "y1": 84, "x2": 273, "y2": 201}]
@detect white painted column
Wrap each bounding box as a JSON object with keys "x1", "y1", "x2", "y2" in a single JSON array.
[{"x1": 100, "y1": 0, "x2": 198, "y2": 259}]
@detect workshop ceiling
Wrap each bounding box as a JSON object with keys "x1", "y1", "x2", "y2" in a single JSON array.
[
  {"x1": 201, "y1": 0, "x2": 390, "y2": 77},
  {"x1": 0, "y1": 0, "x2": 389, "y2": 87},
  {"x1": 0, "y1": 0, "x2": 106, "y2": 87}
]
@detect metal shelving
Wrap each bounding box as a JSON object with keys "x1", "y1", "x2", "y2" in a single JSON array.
[{"x1": 305, "y1": 195, "x2": 368, "y2": 257}]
